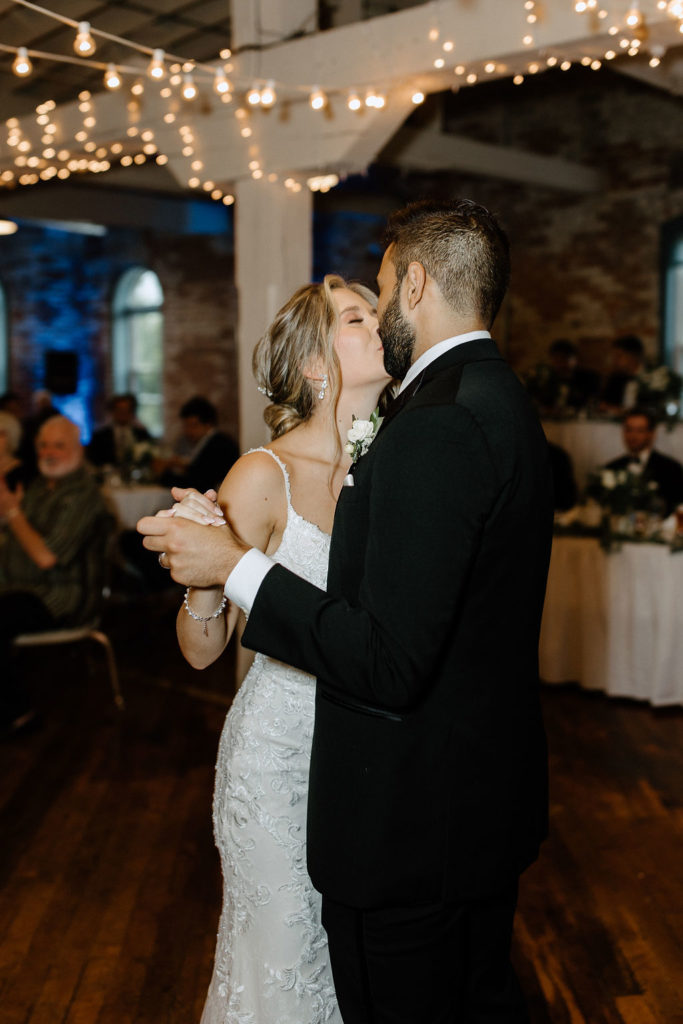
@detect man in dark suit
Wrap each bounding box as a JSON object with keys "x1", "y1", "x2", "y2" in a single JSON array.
[
  {"x1": 87, "y1": 393, "x2": 151, "y2": 468},
  {"x1": 140, "y1": 200, "x2": 553, "y2": 1022},
  {"x1": 605, "y1": 407, "x2": 683, "y2": 516},
  {"x1": 600, "y1": 334, "x2": 645, "y2": 412},
  {"x1": 158, "y1": 395, "x2": 238, "y2": 494}
]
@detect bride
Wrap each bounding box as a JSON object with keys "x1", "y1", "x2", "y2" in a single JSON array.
[{"x1": 172, "y1": 275, "x2": 392, "y2": 1024}]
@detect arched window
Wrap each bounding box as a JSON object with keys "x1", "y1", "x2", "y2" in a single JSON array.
[
  {"x1": 112, "y1": 267, "x2": 164, "y2": 436},
  {"x1": 0, "y1": 281, "x2": 8, "y2": 393},
  {"x1": 663, "y1": 222, "x2": 683, "y2": 377}
]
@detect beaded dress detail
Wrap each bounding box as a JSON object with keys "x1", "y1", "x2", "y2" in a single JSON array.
[{"x1": 200, "y1": 447, "x2": 340, "y2": 1024}]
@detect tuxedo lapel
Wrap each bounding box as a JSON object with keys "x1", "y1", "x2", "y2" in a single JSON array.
[{"x1": 378, "y1": 339, "x2": 503, "y2": 436}]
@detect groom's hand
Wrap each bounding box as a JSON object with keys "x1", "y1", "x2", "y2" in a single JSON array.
[{"x1": 137, "y1": 512, "x2": 249, "y2": 588}]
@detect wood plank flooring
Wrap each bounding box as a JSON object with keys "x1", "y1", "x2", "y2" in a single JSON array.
[{"x1": 1, "y1": 585, "x2": 682, "y2": 1023}]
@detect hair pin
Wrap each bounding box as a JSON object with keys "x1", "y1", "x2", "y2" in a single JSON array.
[{"x1": 257, "y1": 385, "x2": 273, "y2": 399}]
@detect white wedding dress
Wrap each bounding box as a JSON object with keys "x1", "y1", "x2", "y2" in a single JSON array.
[{"x1": 200, "y1": 448, "x2": 342, "y2": 1024}]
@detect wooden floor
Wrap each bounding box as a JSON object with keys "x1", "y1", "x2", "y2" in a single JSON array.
[{"x1": 1, "y1": 584, "x2": 682, "y2": 1023}]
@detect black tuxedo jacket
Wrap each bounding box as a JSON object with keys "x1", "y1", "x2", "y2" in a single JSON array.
[
  {"x1": 243, "y1": 339, "x2": 553, "y2": 909},
  {"x1": 606, "y1": 449, "x2": 683, "y2": 516},
  {"x1": 87, "y1": 423, "x2": 150, "y2": 467}
]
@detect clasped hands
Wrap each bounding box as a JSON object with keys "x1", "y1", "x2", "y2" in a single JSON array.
[{"x1": 137, "y1": 487, "x2": 248, "y2": 588}]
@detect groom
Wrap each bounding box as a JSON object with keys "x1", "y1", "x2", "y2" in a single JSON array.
[{"x1": 139, "y1": 199, "x2": 553, "y2": 1022}]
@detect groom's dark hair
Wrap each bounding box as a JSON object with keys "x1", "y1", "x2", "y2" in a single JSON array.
[{"x1": 383, "y1": 199, "x2": 510, "y2": 329}]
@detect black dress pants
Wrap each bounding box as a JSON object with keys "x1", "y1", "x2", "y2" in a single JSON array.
[
  {"x1": 0, "y1": 591, "x2": 55, "y2": 724},
  {"x1": 321, "y1": 883, "x2": 528, "y2": 1024}
]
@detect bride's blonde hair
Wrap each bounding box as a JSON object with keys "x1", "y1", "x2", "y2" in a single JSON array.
[{"x1": 253, "y1": 273, "x2": 379, "y2": 440}]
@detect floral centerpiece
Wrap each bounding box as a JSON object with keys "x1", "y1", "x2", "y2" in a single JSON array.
[
  {"x1": 123, "y1": 440, "x2": 160, "y2": 483},
  {"x1": 636, "y1": 365, "x2": 682, "y2": 427},
  {"x1": 586, "y1": 466, "x2": 660, "y2": 514},
  {"x1": 584, "y1": 466, "x2": 664, "y2": 547}
]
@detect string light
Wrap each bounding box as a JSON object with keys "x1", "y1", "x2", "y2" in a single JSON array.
[
  {"x1": 411, "y1": 91, "x2": 425, "y2": 104},
  {"x1": 74, "y1": 22, "x2": 96, "y2": 57},
  {"x1": 260, "y1": 81, "x2": 276, "y2": 107},
  {"x1": 365, "y1": 89, "x2": 385, "y2": 108},
  {"x1": 625, "y1": 3, "x2": 644, "y2": 28},
  {"x1": 247, "y1": 86, "x2": 262, "y2": 106},
  {"x1": 104, "y1": 64, "x2": 121, "y2": 90},
  {"x1": 12, "y1": 46, "x2": 32, "y2": 76},
  {"x1": 182, "y1": 73, "x2": 197, "y2": 100},
  {"x1": 214, "y1": 68, "x2": 230, "y2": 95},
  {"x1": 309, "y1": 87, "x2": 326, "y2": 110},
  {"x1": 148, "y1": 49, "x2": 165, "y2": 80},
  {"x1": 347, "y1": 92, "x2": 361, "y2": 111}
]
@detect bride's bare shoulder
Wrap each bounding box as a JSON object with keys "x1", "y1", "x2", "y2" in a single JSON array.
[{"x1": 217, "y1": 447, "x2": 288, "y2": 514}]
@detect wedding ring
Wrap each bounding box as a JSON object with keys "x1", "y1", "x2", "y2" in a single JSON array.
[{"x1": 158, "y1": 552, "x2": 169, "y2": 569}]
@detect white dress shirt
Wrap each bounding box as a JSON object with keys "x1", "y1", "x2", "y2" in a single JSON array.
[{"x1": 225, "y1": 330, "x2": 492, "y2": 611}]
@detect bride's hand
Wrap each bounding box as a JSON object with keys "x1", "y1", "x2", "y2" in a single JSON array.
[{"x1": 156, "y1": 487, "x2": 226, "y2": 526}]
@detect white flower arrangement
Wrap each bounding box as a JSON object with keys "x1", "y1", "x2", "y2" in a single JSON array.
[{"x1": 344, "y1": 408, "x2": 382, "y2": 464}]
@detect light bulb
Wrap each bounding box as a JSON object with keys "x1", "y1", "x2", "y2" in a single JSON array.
[
  {"x1": 365, "y1": 90, "x2": 385, "y2": 109},
  {"x1": 74, "y1": 22, "x2": 96, "y2": 57},
  {"x1": 147, "y1": 48, "x2": 166, "y2": 80},
  {"x1": 12, "y1": 47, "x2": 32, "y2": 77},
  {"x1": 182, "y1": 73, "x2": 197, "y2": 100},
  {"x1": 411, "y1": 91, "x2": 425, "y2": 105},
  {"x1": 347, "y1": 92, "x2": 361, "y2": 111},
  {"x1": 260, "y1": 81, "x2": 276, "y2": 107},
  {"x1": 625, "y1": 3, "x2": 643, "y2": 27},
  {"x1": 247, "y1": 86, "x2": 262, "y2": 106},
  {"x1": 214, "y1": 68, "x2": 230, "y2": 95},
  {"x1": 104, "y1": 64, "x2": 121, "y2": 90},
  {"x1": 309, "y1": 88, "x2": 326, "y2": 110}
]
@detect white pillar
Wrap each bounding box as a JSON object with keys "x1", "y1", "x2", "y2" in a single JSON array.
[{"x1": 234, "y1": 178, "x2": 313, "y2": 452}]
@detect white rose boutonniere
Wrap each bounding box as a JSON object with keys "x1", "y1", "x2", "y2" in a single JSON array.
[{"x1": 344, "y1": 408, "x2": 383, "y2": 464}]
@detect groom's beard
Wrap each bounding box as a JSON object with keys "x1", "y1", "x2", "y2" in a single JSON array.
[{"x1": 379, "y1": 287, "x2": 416, "y2": 381}]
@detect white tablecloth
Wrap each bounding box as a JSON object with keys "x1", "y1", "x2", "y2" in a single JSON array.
[
  {"x1": 539, "y1": 536, "x2": 683, "y2": 706},
  {"x1": 103, "y1": 484, "x2": 171, "y2": 530},
  {"x1": 542, "y1": 419, "x2": 683, "y2": 490}
]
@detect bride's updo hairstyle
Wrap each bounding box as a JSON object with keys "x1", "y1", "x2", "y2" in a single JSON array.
[{"x1": 253, "y1": 273, "x2": 378, "y2": 440}]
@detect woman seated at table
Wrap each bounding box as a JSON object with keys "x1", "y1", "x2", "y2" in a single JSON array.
[{"x1": 0, "y1": 410, "x2": 26, "y2": 492}]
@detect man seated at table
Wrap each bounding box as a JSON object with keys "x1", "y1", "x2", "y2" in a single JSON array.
[
  {"x1": 157, "y1": 395, "x2": 238, "y2": 493},
  {"x1": 88, "y1": 392, "x2": 151, "y2": 470},
  {"x1": 526, "y1": 338, "x2": 600, "y2": 415},
  {"x1": 600, "y1": 335, "x2": 645, "y2": 413},
  {"x1": 0, "y1": 415, "x2": 111, "y2": 734},
  {"x1": 604, "y1": 408, "x2": 683, "y2": 516}
]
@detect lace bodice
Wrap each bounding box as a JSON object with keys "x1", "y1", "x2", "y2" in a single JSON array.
[{"x1": 200, "y1": 447, "x2": 339, "y2": 1024}]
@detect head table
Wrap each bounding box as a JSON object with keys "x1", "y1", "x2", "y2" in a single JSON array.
[{"x1": 539, "y1": 535, "x2": 683, "y2": 707}]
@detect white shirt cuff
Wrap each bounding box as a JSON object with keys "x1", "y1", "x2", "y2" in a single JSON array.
[{"x1": 223, "y1": 547, "x2": 275, "y2": 613}]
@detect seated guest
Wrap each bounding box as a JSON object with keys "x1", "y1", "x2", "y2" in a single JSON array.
[
  {"x1": 88, "y1": 392, "x2": 151, "y2": 468},
  {"x1": 0, "y1": 415, "x2": 111, "y2": 734},
  {"x1": 548, "y1": 442, "x2": 578, "y2": 511},
  {"x1": 0, "y1": 391, "x2": 24, "y2": 420},
  {"x1": 600, "y1": 334, "x2": 645, "y2": 412},
  {"x1": 18, "y1": 389, "x2": 60, "y2": 482},
  {"x1": 527, "y1": 339, "x2": 600, "y2": 415},
  {"x1": 158, "y1": 395, "x2": 239, "y2": 493},
  {"x1": 0, "y1": 410, "x2": 25, "y2": 492},
  {"x1": 604, "y1": 408, "x2": 683, "y2": 516}
]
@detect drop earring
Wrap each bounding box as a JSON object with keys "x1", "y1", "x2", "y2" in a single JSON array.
[{"x1": 318, "y1": 374, "x2": 328, "y2": 400}]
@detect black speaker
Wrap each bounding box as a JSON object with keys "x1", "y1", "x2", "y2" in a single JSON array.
[{"x1": 44, "y1": 349, "x2": 79, "y2": 395}]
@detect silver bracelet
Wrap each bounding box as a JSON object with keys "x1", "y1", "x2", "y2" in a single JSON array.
[{"x1": 183, "y1": 587, "x2": 227, "y2": 636}]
